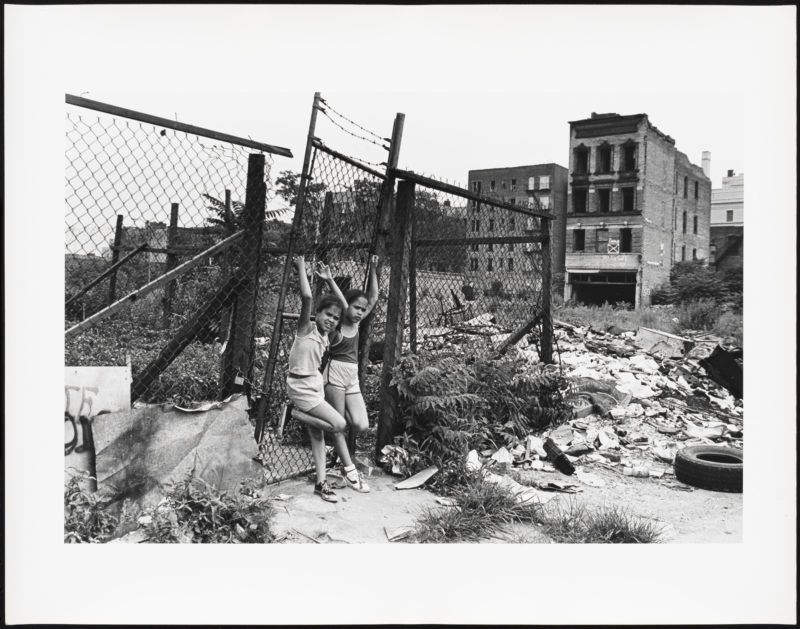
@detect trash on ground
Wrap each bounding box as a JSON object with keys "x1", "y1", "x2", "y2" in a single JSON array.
[
  {"x1": 394, "y1": 466, "x2": 439, "y2": 490},
  {"x1": 384, "y1": 526, "x2": 414, "y2": 542}
]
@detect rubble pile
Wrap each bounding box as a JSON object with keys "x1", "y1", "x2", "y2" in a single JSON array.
[{"x1": 484, "y1": 320, "x2": 744, "y2": 487}]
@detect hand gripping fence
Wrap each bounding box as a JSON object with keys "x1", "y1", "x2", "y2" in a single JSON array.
[{"x1": 65, "y1": 94, "x2": 292, "y2": 409}]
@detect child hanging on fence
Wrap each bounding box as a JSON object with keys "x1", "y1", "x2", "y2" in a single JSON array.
[
  {"x1": 284, "y1": 255, "x2": 350, "y2": 503},
  {"x1": 322, "y1": 254, "x2": 380, "y2": 494}
]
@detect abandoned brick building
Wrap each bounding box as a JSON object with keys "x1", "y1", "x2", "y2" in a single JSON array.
[
  {"x1": 466, "y1": 164, "x2": 569, "y2": 287},
  {"x1": 564, "y1": 113, "x2": 711, "y2": 308},
  {"x1": 709, "y1": 169, "x2": 743, "y2": 272}
]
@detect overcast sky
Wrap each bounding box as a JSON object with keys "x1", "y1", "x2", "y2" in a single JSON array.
[{"x1": 4, "y1": 4, "x2": 797, "y2": 626}]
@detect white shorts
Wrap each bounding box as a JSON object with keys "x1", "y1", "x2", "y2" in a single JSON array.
[
  {"x1": 323, "y1": 360, "x2": 361, "y2": 395},
  {"x1": 285, "y1": 372, "x2": 325, "y2": 412}
]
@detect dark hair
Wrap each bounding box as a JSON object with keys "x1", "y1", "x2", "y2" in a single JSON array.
[
  {"x1": 316, "y1": 294, "x2": 343, "y2": 314},
  {"x1": 345, "y1": 289, "x2": 369, "y2": 305}
]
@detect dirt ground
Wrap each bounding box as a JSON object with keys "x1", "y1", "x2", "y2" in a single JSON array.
[{"x1": 265, "y1": 466, "x2": 742, "y2": 544}]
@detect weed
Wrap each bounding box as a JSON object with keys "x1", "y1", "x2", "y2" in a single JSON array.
[
  {"x1": 64, "y1": 472, "x2": 119, "y2": 543},
  {"x1": 143, "y1": 472, "x2": 275, "y2": 544},
  {"x1": 674, "y1": 299, "x2": 720, "y2": 332},
  {"x1": 411, "y1": 478, "x2": 662, "y2": 544}
]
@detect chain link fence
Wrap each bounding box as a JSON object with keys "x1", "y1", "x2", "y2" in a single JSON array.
[{"x1": 64, "y1": 96, "x2": 288, "y2": 407}]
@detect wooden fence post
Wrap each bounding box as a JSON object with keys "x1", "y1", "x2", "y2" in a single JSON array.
[
  {"x1": 409, "y1": 198, "x2": 417, "y2": 353},
  {"x1": 161, "y1": 203, "x2": 179, "y2": 329},
  {"x1": 358, "y1": 113, "x2": 405, "y2": 385},
  {"x1": 218, "y1": 189, "x2": 234, "y2": 347},
  {"x1": 375, "y1": 179, "x2": 414, "y2": 456},
  {"x1": 540, "y1": 216, "x2": 553, "y2": 364},
  {"x1": 107, "y1": 214, "x2": 124, "y2": 305},
  {"x1": 219, "y1": 153, "x2": 266, "y2": 398}
]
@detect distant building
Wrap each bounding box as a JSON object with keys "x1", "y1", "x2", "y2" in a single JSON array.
[
  {"x1": 709, "y1": 170, "x2": 743, "y2": 271},
  {"x1": 466, "y1": 164, "x2": 569, "y2": 288},
  {"x1": 564, "y1": 112, "x2": 711, "y2": 308}
]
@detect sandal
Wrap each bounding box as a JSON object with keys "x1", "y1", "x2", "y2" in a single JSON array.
[
  {"x1": 342, "y1": 465, "x2": 371, "y2": 493},
  {"x1": 314, "y1": 480, "x2": 339, "y2": 503}
]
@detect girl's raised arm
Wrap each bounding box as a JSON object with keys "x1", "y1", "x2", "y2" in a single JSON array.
[
  {"x1": 315, "y1": 262, "x2": 348, "y2": 311},
  {"x1": 364, "y1": 254, "x2": 380, "y2": 315},
  {"x1": 294, "y1": 256, "x2": 313, "y2": 333}
]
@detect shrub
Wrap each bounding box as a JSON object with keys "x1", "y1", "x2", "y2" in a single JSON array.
[{"x1": 713, "y1": 310, "x2": 743, "y2": 345}]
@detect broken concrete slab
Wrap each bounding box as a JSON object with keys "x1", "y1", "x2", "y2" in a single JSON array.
[
  {"x1": 699, "y1": 345, "x2": 743, "y2": 399},
  {"x1": 395, "y1": 465, "x2": 439, "y2": 490}
]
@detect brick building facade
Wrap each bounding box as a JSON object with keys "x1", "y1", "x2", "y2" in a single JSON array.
[
  {"x1": 466, "y1": 164, "x2": 569, "y2": 287},
  {"x1": 564, "y1": 113, "x2": 711, "y2": 308}
]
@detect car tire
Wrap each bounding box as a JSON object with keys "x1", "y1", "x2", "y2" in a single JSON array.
[{"x1": 674, "y1": 445, "x2": 742, "y2": 493}]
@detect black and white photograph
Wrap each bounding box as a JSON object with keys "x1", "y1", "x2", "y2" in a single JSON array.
[{"x1": 4, "y1": 4, "x2": 796, "y2": 626}]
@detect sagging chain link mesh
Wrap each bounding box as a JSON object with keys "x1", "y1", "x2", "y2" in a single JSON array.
[
  {"x1": 256, "y1": 144, "x2": 388, "y2": 483},
  {"x1": 404, "y1": 177, "x2": 548, "y2": 361},
  {"x1": 65, "y1": 107, "x2": 276, "y2": 407}
]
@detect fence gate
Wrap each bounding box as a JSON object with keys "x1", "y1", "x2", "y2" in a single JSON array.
[{"x1": 254, "y1": 93, "x2": 403, "y2": 483}]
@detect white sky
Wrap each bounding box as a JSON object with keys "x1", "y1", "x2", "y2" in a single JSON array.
[{"x1": 4, "y1": 4, "x2": 797, "y2": 626}]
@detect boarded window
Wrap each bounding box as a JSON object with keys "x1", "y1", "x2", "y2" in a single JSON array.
[{"x1": 595, "y1": 228, "x2": 609, "y2": 253}]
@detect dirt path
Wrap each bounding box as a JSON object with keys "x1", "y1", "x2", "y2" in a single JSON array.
[{"x1": 265, "y1": 466, "x2": 741, "y2": 543}]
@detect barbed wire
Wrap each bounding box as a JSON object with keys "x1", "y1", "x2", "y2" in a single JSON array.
[
  {"x1": 318, "y1": 96, "x2": 389, "y2": 143},
  {"x1": 317, "y1": 106, "x2": 390, "y2": 152}
]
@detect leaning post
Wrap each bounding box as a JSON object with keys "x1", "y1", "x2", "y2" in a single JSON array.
[
  {"x1": 161, "y1": 202, "x2": 180, "y2": 329},
  {"x1": 375, "y1": 178, "x2": 414, "y2": 457}
]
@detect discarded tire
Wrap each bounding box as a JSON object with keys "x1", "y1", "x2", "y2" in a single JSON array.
[{"x1": 674, "y1": 445, "x2": 743, "y2": 493}]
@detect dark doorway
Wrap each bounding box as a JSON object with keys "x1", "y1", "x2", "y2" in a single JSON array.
[{"x1": 570, "y1": 271, "x2": 637, "y2": 308}]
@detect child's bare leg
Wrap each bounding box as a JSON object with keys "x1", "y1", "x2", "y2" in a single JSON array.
[
  {"x1": 344, "y1": 392, "x2": 369, "y2": 433},
  {"x1": 325, "y1": 385, "x2": 354, "y2": 468},
  {"x1": 307, "y1": 426, "x2": 327, "y2": 483},
  {"x1": 292, "y1": 401, "x2": 347, "y2": 434}
]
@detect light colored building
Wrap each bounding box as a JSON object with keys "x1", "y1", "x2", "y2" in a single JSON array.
[
  {"x1": 563, "y1": 112, "x2": 711, "y2": 308},
  {"x1": 709, "y1": 170, "x2": 743, "y2": 271}
]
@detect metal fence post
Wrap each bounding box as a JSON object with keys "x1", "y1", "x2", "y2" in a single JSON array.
[
  {"x1": 255, "y1": 92, "x2": 321, "y2": 441},
  {"x1": 161, "y1": 202, "x2": 179, "y2": 329},
  {"x1": 409, "y1": 197, "x2": 417, "y2": 353},
  {"x1": 219, "y1": 153, "x2": 266, "y2": 398},
  {"x1": 376, "y1": 179, "x2": 414, "y2": 456},
  {"x1": 540, "y1": 216, "x2": 553, "y2": 363},
  {"x1": 107, "y1": 214, "x2": 124, "y2": 305}
]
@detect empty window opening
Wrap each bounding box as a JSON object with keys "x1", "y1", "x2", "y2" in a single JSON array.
[
  {"x1": 692, "y1": 248, "x2": 697, "y2": 260},
  {"x1": 622, "y1": 187, "x2": 635, "y2": 212},
  {"x1": 595, "y1": 228, "x2": 609, "y2": 253},
  {"x1": 470, "y1": 258, "x2": 479, "y2": 271},
  {"x1": 682, "y1": 211, "x2": 687, "y2": 234},
  {"x1": 539, "y1": 175, "x2": 550, "y2": 189},
  {"x1": 569, "y1": 271, "x2": 637, "y2": 308},
  {"x1": 488, "y1": 243, "x2": 494, "y2": 252},
  {"x1": 681, "y1": 245, "x2": 686, "y2": 261},
  {"x1": 622, "y1": 143, "x2": 636, "y2": 170},
  {"x1": 487, "y1": 258, "x2": 493, "y2": 271},
  {"x1": 490, "y1": 180, "x2": 496, "y2": 192},
  {"x1": 598, "y1": 145, "x2": 613, "y2": 173},
  {"x1": 694, "y1": 181, "x2": 699, "y2": 199},
  {"x1": 508, "y1": 243, "x2": 515, "y2": 251},
  {"x1": 528, "y1": 176, "x2": 536, "y2": 190},
  {"x1": 683, "y1": 176, "x2": 688, "y2": 198},
  {"x1": 489, "y1": 219, "x2": 495, "y2": 232},
  {"x1": 511, "y1": 178, "x2": 517, "y2": 191},
  {"x1": 573, "y1": 229, "x2": 585, "y2": 252},
  {"x1": 693, "y1": 215, "x2": 698, "y2": 234},
  {"x1": 598, "y1": 188, "x2": 611, "y2": 213},
  {"x1": 573, "y1": 188, "x2": 588, "y2": 213},
  {"x1": 509, "y1": 218, "x2": 516, "y2": 230},
  {"x1": 471, "y1": 243, "x2": 479, "y2": 252},
  {"x1": 539, "y1": 195, "x2": 551, "y2": 210},
  {"x1": 620, "y1": 228, "x2": 632, "y2": 253},
  {"x1": 472, "y1": 219, "x2": 480, "y2": 232},
  {"x1": 501, "y1": 180, "x2": 506, "y2": 190},
  {"x1": 726, "y1": 210, "x2": 733, "y2": 222},
  {"x1": 574, "y1": 147, "x2": 589, "y2": 174},
  {"x1": 507, "y1": 258, "x2": 514, "y2": 270}
]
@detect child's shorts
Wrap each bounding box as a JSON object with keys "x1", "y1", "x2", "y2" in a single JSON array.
[
  {"x1": 323, "y1": 360, "x2": 361, "y2": 395},
  {"x1": 285, "y1": 372, "x2": 325, "y2": 412}
]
